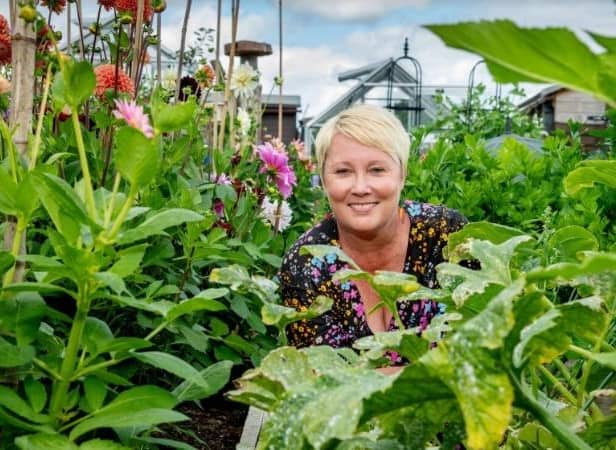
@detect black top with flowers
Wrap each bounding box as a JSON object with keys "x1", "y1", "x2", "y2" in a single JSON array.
[{"x1": 279, "y1": 200, "x2": 468, "y2": 348}]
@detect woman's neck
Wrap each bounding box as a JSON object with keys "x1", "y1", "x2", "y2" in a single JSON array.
[{"x1": 337, "y1": 211, "x2": 409, "y2": 273}]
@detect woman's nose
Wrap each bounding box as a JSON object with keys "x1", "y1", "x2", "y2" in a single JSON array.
[{"x1": 351, "y1": 173, "x2": 370, "y2": 194}]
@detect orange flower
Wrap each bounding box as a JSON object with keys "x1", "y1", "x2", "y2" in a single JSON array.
[
  {"x1": 115, "y1": 0, "x2": 153, "y2": 23},
  {"x1": 195, "y1": 64, "x2": 215, "y2": 89},
  {"x1": 41, "y1": 0, "x2": 67, "y2": 14},
  {"x1": 0, "y1": 14, "x2": 10, "y2": 66},
  {"x1": 94, "y1": 64, "x2": 135, "y2": 98}
]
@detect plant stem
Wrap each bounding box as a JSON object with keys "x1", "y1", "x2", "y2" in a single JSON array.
[
  {"x1": 33, "y1": 357, "x2": 62, "y2": 380},
  {"x1": 512, "y1": 371, "x2": 593, "y2": 450},
  {"x1": 104, "y1": 173, "x2": 122, "y2": 229},
  {"x1": 71, "y1": 111, "x2": 98, "y2": 221},
  {"x1": 29, "y1": 64, "x2": 53, "y2": 170},
  {"x1": 537, "y1": 364, "x2": 577, "y2": 404},
  {"x1": 106, "y1": 186, "x2": 137, "y2": 241},
  {"x1": 145, "y1": 320, "x2": 169, "y2": 341},
  {"x1": 49, "y1": 283, "x2": 91, "y2": 423}
]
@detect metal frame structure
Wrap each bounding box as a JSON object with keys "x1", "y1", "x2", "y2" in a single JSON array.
[{"x1": 385, "y1": 38, "x2": 423, "y2": 128}]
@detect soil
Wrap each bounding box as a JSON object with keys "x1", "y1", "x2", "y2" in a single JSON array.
[{"x1": 157, "y1": 392, "x2": 249, "y2": 450}]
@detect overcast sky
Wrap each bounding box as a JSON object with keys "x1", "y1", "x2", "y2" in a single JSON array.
[{"x1": 2, "y1": 0, "x2": 615, "y2": 120}]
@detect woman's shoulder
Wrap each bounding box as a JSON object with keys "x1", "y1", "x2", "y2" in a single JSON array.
[{"x1": 402, "y1": 199, "x2": 467, "y2": 225}]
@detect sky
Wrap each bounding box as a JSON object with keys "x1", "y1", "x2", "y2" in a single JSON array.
[{"x1": 2, "y1": 0, "x2": 616, "y2": 121}]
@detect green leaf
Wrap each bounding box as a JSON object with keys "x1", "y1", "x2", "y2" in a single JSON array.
[
  {"x1": 132, "y1": 352, "x2": 215, "y2": 393},
  {"x1": 0, "y1": 385, "x2": 48, "y2": 423},
  {"x1": 151, "y1": 99, "x2": 197, "y2": 132},
  {"x1": 8, "y1": 293, "x2": 47, "y2": 346},
  {"x1": 95, "y1": 271, "x2": 127, "y2": 294},
  {"x1": 548, "y1": 226, "x2": 599, "y2": 262},
  {"x1": 0, "y1": 250, "x2": 15, "y2": 276},
  {"x1": 589, "y1": 31, "x2": 616, "y2": 54},
  {"x1": 210, "y1": 265, "x2": 279, "y2": 303},
  {"x1": 80, "y1": 439, "x2": 132, "y2": 450},
  {"x1": 166, "y1": 288, "x2": 229, "y2": 322},
  {"x1": 15, "y1": 433, "x2": 79, "y2": 450},
  {"x1": 109, "y1": 244, "x2": 147, "y2": 278},
  {"x1": 62, "y1": 60, "x2": 96, "y2": 107},
  {"x1": 564, "y1": 160, "x2": 616, "y2": 195},
  {"x1": 70, "y1": 408, "x2": 187, "y2": 441},
  {"x1": 118, "y1": 208, "x2": 203, "y2": 245},
  {"x1": 83, "y1": 377, "x2": 107, "y2": 412},
  {"x1": 527, "y1": 252, "x2": 616, "y2": 283},
  {"x1": 0, "y1": 165, "x2": 18, "y2": 215},
  {"x1": 426, "y1": 20, "x2": 615, "y2": 105},
  {"x1": 68, "y1": 385, "x2": 179, "y2": 440},
  {"x1": 0, "y1": 337, "x2": 35, "y2": 367},
  {"x1": 172, "y1": 360, "x2": 233, "y2": 403},
  {"x1": 353, "y1": 328, "x2": 430, "y2": 362},
  {"x1": 108, "y1": 295, "x2": 174, "y2": 316},
  {"x1": 93, "y1": 337, "x2": 152, "y2": 356},
  {"x1": 114, "y1": 127, "x2": 160, "y2": 188},
  {"x1": 24, "y1": 378, "x2": 47, "y2": 413},
  {"x1": 584, "y1": 352, "x2": 616, "y2": 371},
  {"x1": 14, "y1": 172, "x2": 40, "y2": 221},
  {"x1": 33, "y1": 172, "x2": 95, "y2": 246},
  {"x1": 83, "y1": 317, "x2": 113, "y2": 356}
]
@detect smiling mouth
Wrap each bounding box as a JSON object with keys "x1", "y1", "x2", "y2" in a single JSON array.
[{"x1": 348, "y1": 202, "x2": 378, "y2": 212}]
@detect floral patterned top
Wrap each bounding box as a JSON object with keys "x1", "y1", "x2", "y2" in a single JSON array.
[{"x1": 279, "y1": 200, "x2": 468, "y2": 349}]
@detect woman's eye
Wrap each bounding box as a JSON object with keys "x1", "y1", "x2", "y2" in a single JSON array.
[
  {"x1": 370, "y1": 167, "x2": 385, "y2": 173},
  {"x1": 334, "y1": 168, "x2": 350, "y2": 175}
]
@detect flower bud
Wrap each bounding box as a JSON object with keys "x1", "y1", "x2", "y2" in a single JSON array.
[{"x1": 19, "y1": 5, "x2": 37, "y2": 23}]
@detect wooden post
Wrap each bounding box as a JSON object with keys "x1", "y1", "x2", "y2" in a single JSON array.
[{"x1": 3, "y1": 1, "x2": 36, "y2": 282}]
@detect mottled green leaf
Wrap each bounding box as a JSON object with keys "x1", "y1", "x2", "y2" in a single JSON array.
[
  {"x1": 446, "y1": 221, "x2": 525, "y2": 258},
  {"x1": 261, "y1": 295, "x2": 332, "y2": 330},
  {"x1": 514, "y1": 296, "x2": 607, "y2": 368},
  {"x1": 527, "y1": 252, "x2": 616, "y2": 283},
  {"x1": 438, "y1": 236, "x2": 531, "y2": 305}
]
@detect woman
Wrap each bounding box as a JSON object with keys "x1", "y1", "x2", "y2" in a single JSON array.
[{"x1": 279, "y1": 104, "x2": 468, "y2": 350}]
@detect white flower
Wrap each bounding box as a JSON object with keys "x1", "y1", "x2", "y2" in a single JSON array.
[
  {"x1": 161, "y1": 70, "x2": 176, "y2": 91},
  {"x1": 237, "y1": 107, "x2": 251, "y2": 136},
  {"x1": 260, "y1": 196, "x2": 292, "y2": 232},
  {"x1": 230, "y1": 63, "x2": 258, "y2": 99}
]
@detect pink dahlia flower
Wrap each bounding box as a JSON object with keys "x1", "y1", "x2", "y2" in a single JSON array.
[
  {"x1": 256, "y1": 142, "x2": 297, "y2": 199},
  {"x1": 112, "y1": 99, "x2": 154, "y2": 138}
]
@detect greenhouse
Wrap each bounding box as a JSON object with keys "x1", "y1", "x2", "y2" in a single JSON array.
[{"x1": 0, "y1": 1, "x2": 615, "y2": 450}]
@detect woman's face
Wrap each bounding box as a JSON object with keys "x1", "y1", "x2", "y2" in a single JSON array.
[{"x1": 322, "y1": 133, "x2": 404, "y2": 238}]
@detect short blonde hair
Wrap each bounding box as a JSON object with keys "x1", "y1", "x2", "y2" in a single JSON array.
[{"x1": 314, "y1": 104, "x2": 410, "y2": 179}]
